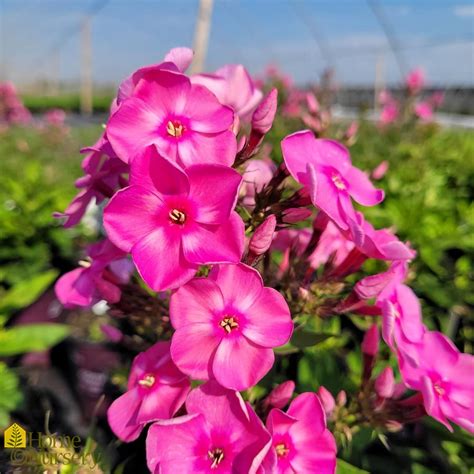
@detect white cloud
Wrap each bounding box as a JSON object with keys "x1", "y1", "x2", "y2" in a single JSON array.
[{"x1": 454, "y1": 5, "x2": 474, "y2": 17}]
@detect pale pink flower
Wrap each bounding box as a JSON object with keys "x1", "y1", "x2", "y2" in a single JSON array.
[
  {"x1": 55, "y1": 239, "x2": 133, "y2": 308},
  {"x1": 192, "y1": 64, "x2": 263, "y2": 119},
  {"x1": 241, "y1": 157, "x2": 276, "y2": 207},
  {"x1": 170, "y1": 263, "x2": 293, "y2": 390},
  {"x1": 375, "y1": 367, "x2": 395, "y2": 399},
  {"x1": 381, "y1": 284, "x2": 425, "y2": 351},
  {"x1": 104, "y1": 147, "x2": 244, "y2": 291},
  {"x1": 414, "y1": 101, "x2": 434, "y2": 121},
  {"x1": 251, "y1": 88, "x2": 278, "y2": 135},
  {"x1": 44, "y1": 108, "x2": 67, "y2": 127},
  {"x1": 146, "y1": 381, "x2": 272, "y2": 473},
  {"x1": 317, "y1": 386, "x2": 336, "y2": 416},
  {"x1": 281, "y1": 130, "x2": 384, "y2": 230},
  {"x1": 398, "y1": 331, "x2": 474, "y2": 433},
  {"x1": 380, "y1": 101, "x2": 399, "y2": 125},
  {"x1": 372, "y1": 160, "x2": 389, "y2": 180},
  {"x1": 107, "y1": 341, "x2": 190, "y2": 442},
  {"x1": 107, "y1": 69, "x2": 236, "y2": 167},
  {"x1": 405, "y1": 68, "x2": 425, "y2": 94},
  {"x1": 262, "y1": 393, "x2": 337, "y2": 473}
]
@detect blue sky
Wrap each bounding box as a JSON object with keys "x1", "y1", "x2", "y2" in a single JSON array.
[{"x1": 2, "y1": 0, "x2": 473, "y2": 87}]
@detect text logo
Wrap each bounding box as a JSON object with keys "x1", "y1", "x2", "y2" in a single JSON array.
[{"x1": 4, "y1": 423, "x2": 26, "y2": 449}]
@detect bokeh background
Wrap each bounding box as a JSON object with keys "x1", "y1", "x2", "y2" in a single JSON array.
[{"x1": 0, "y1": 1, "x2": 473, "y2": 473}]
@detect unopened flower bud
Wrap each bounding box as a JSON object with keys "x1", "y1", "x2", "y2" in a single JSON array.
[
  {"x1": 336, "y1": 390, "x2": 347, "y2": 407},
  {"x1": 317, "y1": 386, "x2": 335, "y2": 416},
  {"x1": 100, "y1": 324, "x2": 123, "y2": 343},
  {"x1": 282, "y1": 207, "x2": 312, "y2": 224},
  {"x1": 264, "y1": 380, "x2": 295, "y2": 409},
  {"x1": 375, "y1": 367, "x2": 395, "y2": 398},
  {"x1": 249, "y1": 215, "x2": 277, "y2": 256},
  {"x1": 362, "y1": 324, "x2": 379, "y2": 356},
  {"x1": 251, "y1": 88, "x2": 278, "y2": 134}
]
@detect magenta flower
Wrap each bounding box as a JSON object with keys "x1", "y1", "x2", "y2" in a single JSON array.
[
  {"x1": 399, "y1": 331, "x2": 474, "y2": 433},
  {"x1": 107, "y1": 68, "x2": 237, "y2": 167},
  {"x1": 170, "y1": 263, "x2": 293, "y2": 390},
  {"x1": 380, "y1": 101, "x2": 399, "y2": 125},
  {"x1": 192, "y1": 64, "x2": 263, "y2": 119},
  {"x1": 414, "y1": 101, "x2": 434, "y2": 121},
  {"x1": 104, "y1": 147, "x2": 244, "y2": 291},
  {"x1": 281, "y1": 130, "x2": 384, "y2": 230},
  {"x1": 242, "y1": 156, "x2": 276, "y2": 208},
  {"x1": 405, "y1": 68, "x2": 425, "y2": 94},
  {"x1": 146, "y1": 381, "x2": 272, "y2": 473},
  {"x1": 262, "y1": 392, "x2": 337, "y2": 474},
  {"x1": 107, "y1": 341, "x2": 190, "y2": 442},
  {"x1": 55, "y1": 239, "x2": 133, "y2": 308}
]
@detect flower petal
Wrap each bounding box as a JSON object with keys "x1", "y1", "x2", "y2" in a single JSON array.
[
  {"x1": 345, "y1": 166, "x2": 385, "y2": 206},
  {"x1": 107, "y1": 388, "x2": 143, "y2": 442},
  {"x1": 213, "y1": 336, "x2": 274, "y2": 390}
]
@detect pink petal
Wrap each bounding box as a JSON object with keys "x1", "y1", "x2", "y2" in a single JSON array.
[
  {"x1": 134, "y1": 70, "x2": 190, "y2": 116},
  {"x1": 281, "y1": 130, "x2": 316, "y2": 184},
  {"x1": 345, "y1": 166, "x2": 384, "y2": 206},
  {"x1": 164, "y1": 47, "x2": 193, "y2": 72},
  {"x1": 287, "y1": 393, "x2": 326, "y2": 435},
  {"x1": 181, "y1": 213, "x2": 244, "y2": 265},
  {"x1": 213, "y1": 336, "x2": 274, "y2": 390},
  {"x1": 242, "y1": 287, "x2": 293, "y2": 348},
  {"x1": 136, "y1": 381, "x2": 190, "y2": 424},
  {"x1": 184, "y1": 84, "x2": 235, "y2": 133},
  {"x1": 314, "y1": 139, "x2": 352, "y2": 171},
  {"x1": 177, "y1": 129, "x2": 237, "y2": 168},
  {"x1": 106, "y1": 98, "x2": 162, "y2": 163},
  {"x1": 107, "y1": 388, "x2": 143, "y2": 442},
  {"x1": 131, "y1": 227, "x2": 197, "y2": 291},
  {"x1": 266, "y1": 408, "x2": 297, "y2": 434},
  {"x1": 170, "y1": 278, "x2": 225, "y2": 328},
  {"x1": 209, "y1": 263, "x2": 263, "y2": 312},
  {"x1": 130, "y1": 146, "x2": 190, "y2": 195},
  {"x1": 171, "y1": 323, "x2": 220, "y2": 380},
  {"x1": 94, "y1": 276, "x2": 121, "y2": 303},
  {"x1": 55, "y1": 268, "x2": 95, "y2": 308},
  {"x1": 103, "y1": 185, "x2": 163, "y2": 252},
  {"x1": 187, "y1": 164, "x2": 242, "y2": 224},
  {"x1": 146, "y1": 414, "x2": 207, "y2": 474}
]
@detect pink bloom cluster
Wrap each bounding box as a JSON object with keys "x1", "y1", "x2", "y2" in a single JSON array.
[
  {"x1": 55, "y1": 47, "x2": 472, "y2": 473},
  {"x1": 0, "y1": 81, "x2": 31, "y2": 127}
]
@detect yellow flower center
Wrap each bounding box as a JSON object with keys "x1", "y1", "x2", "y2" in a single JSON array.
[
  {"x1": 166, "y1": 120, "x2": 185, "y2": 138},
  {"x1": 138, "y1": 374, "x2": 155, "y2": 388},
  {"x1": 169, "y1": 209, "x2": 186, "y2": 224},
  {"x1": 332, "y1": 173, "x2": 346, "y2": 190},
  {"x1": 219, "y1": 316, "x2": 239, "y2": 334},
  {"x1": 275, "y1": 443, "x2": 290, "y2": 458}
]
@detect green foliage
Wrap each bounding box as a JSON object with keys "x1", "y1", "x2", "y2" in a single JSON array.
[
  {"x1": 0, "y1": 363, "x2": 23, "y2": 429},
  {"x1": 22, "y1": 93, "x2": 115, "y2": 113}
]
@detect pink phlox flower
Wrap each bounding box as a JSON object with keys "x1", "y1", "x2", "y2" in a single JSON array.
[
  {"x1": 44, "y1": 108, "x2": 67, "y2": 127},
  {"x1": 281, "y1": 130, "x2": 384, "y2": 230},
  {"x1": 398, "y1": 330, "x2": 474, "y2": 433},
  {"x1": 241, "y1": 157, "x2": 276, "y2": 207},
  {"x1": 405, "y1": 68, "x2": 425, "y2": 94},
  {"x1": 107, "y1": 341, "x2": 190, "y2": 442},
  {"x1": 146, "y1": 381, "x2": 272, "y2": 473},
  {"x1": 414, "y1": 101, "x2": 434, "y2": 121},
  {"x1": 170, "y1": 262, "x2": 293, "y2": 390},
  {"x1": 104, "y1": 146, "x2": 244, "y2": 291},
  {"x1": 192, "y1": 64, "x2": 263, "y2": 119},
  {"x1": 262, "y1": 392, "x2": 337, "y2": 474},
  {"x1": 372, "y1": 160, "x2": 389, "y2": 180},
  {"x1": 108, "y1": 68, "x2": 237, "y2": 167},
  {"x1": 55, "y1": 239, "x2": 133, "y2": 308}
]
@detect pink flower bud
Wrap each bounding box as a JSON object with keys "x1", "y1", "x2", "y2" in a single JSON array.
[
  {"x1": 264, "y1": 380, "x2": 295, "y2": 409},
  {"x1": 251, "y1": 88, "x2": 278, "y2": 134},
  {"x1": 362, "y1": 324, "x2": 379, "y2": 356},
  {"x1": 336, "y1": 390, "x2": 347, "y2": 407},
  {"x1": 298, "y1": 287, "x2": 310, "y2": 301},
  {"x1": 282, "y1": 207, "x2": 312, "y2": 224},
  {"x1": 306, "y1": 92, "x2": 320, "y2": 113},
  {"x1": 249, "y1": 215, "x2": 277, "y2": 255},
  {"x1": 345, "y1": 121, "x2": 358, "y2": 140},
  {"x1": 317, "y1": 386, "x2": 336, "y2": 416},
  {"x1": 372, "y1": 161, "x2": 389, "y2": 180},
  {"x1": 100, "y1": 324, "x2": 123, "y2": 343},
  {"x1": 375, "y1": 367, "x2": 395, "y2": 398}
]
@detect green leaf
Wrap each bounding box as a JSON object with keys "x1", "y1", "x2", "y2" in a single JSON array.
[
  {"x1": 290, "y1": 327, "x2": 335, "y2": 349},
  {"x1": 337, "y1": 459, "x2": 370, "y2": 474},
  {"x1": 0, "y1": 363, "x2": 23, "y2": 429},
  {"x1": 0, "y1": 323, "x2": 70, "y2": 356},
  {"x1": 0, "y1": 269, "x2": 58, "y2": 317}
]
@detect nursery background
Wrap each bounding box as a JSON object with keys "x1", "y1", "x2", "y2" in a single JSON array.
[{"x1": 0, "y1": 0, "x2": 473, "y2": 473}]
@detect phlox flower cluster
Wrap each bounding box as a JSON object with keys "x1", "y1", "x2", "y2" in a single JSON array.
[
  {"x1": 0, "y1": 81, "x2": 32, "y2": 127},
  {"x1": 55, "y1": 47, "x2": 472, "y2": 473}
]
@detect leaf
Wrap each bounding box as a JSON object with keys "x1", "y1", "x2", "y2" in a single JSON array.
[
  {"x1": 290, "y1": 327, "x2": 335, "y2": 349},
  {"x1": 0, "y1": 269, "x2": 58, "y2": 317},
  {"x1": 0, "y1": 323, "x2": 70, "y2": 356},
  {"x1": 0, "y1": 363, "x2": 23, "y2": 429},
  {"x1": 337, "y1": 459, "x2": 370, "y2": 474}
]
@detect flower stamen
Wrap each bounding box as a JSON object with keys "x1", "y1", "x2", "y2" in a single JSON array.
[
  {"x1": 138, "y1": 374, "x2": 155, "y2": 388},
  {"x1": 331, "y1": 173, "x2": 346, "y2": 190},
  {"x1": 169, "y1": 209, "x2": 186, "y2": 224},
  {"x1": 219, "y1": 316, "x2": 239, "y2": 334},
  {"x1": 166, "y1": 120, "x2": 185, "y2": 138},
  {"x1": 208, "y1": 448, "x2": 224, "y2": 468},
  {"x1": 275, "y1": 443, "x2": 290, "y2": 458}
]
